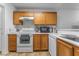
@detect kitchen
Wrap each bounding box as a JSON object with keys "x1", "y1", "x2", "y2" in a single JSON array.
[{"x1": 1, "y1": 3, "x2": 79, "y2": 56}]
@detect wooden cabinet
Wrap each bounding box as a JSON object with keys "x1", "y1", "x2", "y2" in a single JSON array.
[
  {"x1": 13, "y1": 11, "x2": 34, "y2": 25},
  {"x1": 13, "y1": 12, "x2": 21, "y2": 25},
  {"x1": 74, "y1": 46, "x2": 79, "y2": 56},
  {"x1": 57, "y1": 39, "x2": 63, "y2": 56},
  {"x1": 40, "y1": 34, "x2": 48, "y2": 50},
  {"x1": 33, "y1": 34, "x2": 48, "y2": 51},
  {"x1": 33, "y1": 34, "x2": 40, "y2": 50},
  {"x1": 8, "y1": 34, "x2": 17, "y2": 52},
  {"x1": 57, "y1": 39, "x2": 73, "y2": 56},
  {"x1": 34, "y1": 12, "x2": 45, "y2": 24},
  {"x1": 34, "y1": 12, "x2": 57, "y2": 25},
  {"x1": 45, "y1": 12, "x2": 57, "y2": 25},
  {"x1": 13, "y1": 11, "x2": 57, "y2": 25}
]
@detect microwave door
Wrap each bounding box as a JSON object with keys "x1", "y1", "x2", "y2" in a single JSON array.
[{"x1": 40, "y1": 27, "x2": 50, "y2": 33}]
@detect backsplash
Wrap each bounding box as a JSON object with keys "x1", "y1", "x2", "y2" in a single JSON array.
[
  {"x1": 35, "y1": 25, "x2": 57, "y2": 33},
  {"x1": 58, "y1": 29, "x2": 79, "y2": 35},
  {"x1": 22, "y1": 20, "x2": 34, "y2": 28},
  {"x1": 72, "y1": 25, "x2": 79, "y2": 29}
]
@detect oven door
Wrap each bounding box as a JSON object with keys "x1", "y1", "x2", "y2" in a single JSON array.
[{"x1": 17, "y1": 34, "x2": 33, "y2": 46}]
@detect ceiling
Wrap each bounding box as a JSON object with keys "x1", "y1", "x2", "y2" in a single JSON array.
[{"x1": 11, "y1": 3, "x2": 79, "y2": 10}]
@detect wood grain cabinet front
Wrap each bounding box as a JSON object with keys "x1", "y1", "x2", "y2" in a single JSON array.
[
  {"x1": 33, "y1": 34, "x2": 40, "y2": 51},
  {"x1": 40, "y1": 34, "x2": 48, "y2": 50},
  {"x1": 8, "y1": 34, "x2": 17, "y2": 52},
  {"x1": 34, "y1": 12, "x2": 57, "y2": 25},
  {"x1": 45, "y1": 12, "x2": 57, "y2": 25},
  {"x1": 74, "y1": 46, "x2": 79, "y2": 56},
  {"x1": 57, "y1": 39, "x2": 73, "y2": 56},
  {"x1": 33, "y1": 34, "x2": 48, "y2": 51},
  {"x1": 13, "y1": 11, "x2": 57, "y2": 25},
  {"x1": 34, "y1": 12, "x2": 45, "y2": 25},
  {"x1": 13, "y1": 11, "x2": 34, "y2": 25}
]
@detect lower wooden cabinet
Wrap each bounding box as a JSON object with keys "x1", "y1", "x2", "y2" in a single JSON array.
[
  {"x1": 57, "y1": 39, "x2": 63, "y2": 56},
  {"x1": 40, "y1": 34, "x2": 48, "y2": 50},
  {"x1": 74, "y1": 46, "x2": 79, "y2": 56},
  {"x1": 33, "y1": 34, "x2": 40, "y2": 50},
  {"x1": 8, "y1": 34, "x2": 17, "y2": 52},
  {"x1": 57, "y1": 39, "x2": 73, "y2": 56},
  {"x1": 33, "y1": 34, "x2": 48, "y2": 51}
]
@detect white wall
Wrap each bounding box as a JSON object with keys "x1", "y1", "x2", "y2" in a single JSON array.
[
  {"x1": 0, "y1": 3, "x2": 16, "y2": 55},
  {"x1": 16, "y1": 8, "x2": 57, "y2": 12},
  {"x1": 57, "y1": 8, "x2": 79, "y2": 29},
  {"x1": 0, "y1": 5, "x2": 3, "y2": 51}
]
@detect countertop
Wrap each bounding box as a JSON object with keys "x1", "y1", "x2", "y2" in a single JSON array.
[
  {"x1": 50, "y1": 33, "x2": 79, "y2": 47},
  {"x1": 8, "y1": 30, "x2": 79, "y2": 47},
  {"x1": 8, "y1": 32, "x2": 18, "y2": 34},
  {"x1": 8, "y1": 31, "x2": 53, "y2": 34},
  {"x1": 34, "y1": 32, "x2": 53, "y2": 34}
]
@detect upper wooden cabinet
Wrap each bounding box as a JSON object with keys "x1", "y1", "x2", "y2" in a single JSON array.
[
  {"x1": 44, "y1": 12, "x2": 57, "y2": 25},
  {"x1": 34, "y1": 12, "x2": 45, "y2": 25},
  {"x1": 34, "y1": 12, "x2": 57, "y2": 25},
  {"x1": 13, "y1": 11, "x2": 57, "y2": 25},
  {"x1": 13, "y1": 11, "x2": 34, "y2": 25}
]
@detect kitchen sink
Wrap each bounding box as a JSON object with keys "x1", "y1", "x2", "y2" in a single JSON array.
[{"x1": 60, "y1": 34, "x2": 79, "y2": 42}]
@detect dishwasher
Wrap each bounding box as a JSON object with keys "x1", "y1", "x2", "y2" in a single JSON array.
[{"x1": 49, "y1": 34, "x2": 57, "y2": 56}]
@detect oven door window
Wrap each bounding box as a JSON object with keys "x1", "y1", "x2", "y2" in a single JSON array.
[{"x1": 20, "y1": 34, "x2": 30, "y2": 44}]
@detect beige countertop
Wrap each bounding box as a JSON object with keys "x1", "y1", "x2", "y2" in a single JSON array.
[
  {"x1": 34, "y1": 32, "x2": 53, "y2": 34},
  {"x1": 8, "y1": 30, "x2": 79, "y2": 47},
  {"x1": 51, "y1": 33, "x2": 79, "y2": 47},
  {"x1": 8, "y1": 32, "x2": 53, "y2": 34}
]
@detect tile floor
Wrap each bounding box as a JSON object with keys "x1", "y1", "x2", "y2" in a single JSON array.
[{"x1": 6, "y1": 51, "x2": 50, "y2": 56}]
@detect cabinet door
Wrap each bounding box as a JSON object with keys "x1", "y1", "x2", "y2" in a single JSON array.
[
  {"x1": 57, "y1": 39, "x2": 73, "y2": 56},
  {"x1": 45, "y1": 12, "x2": 57, "y2": 25},
  {"x1": 57, "y1": 39, "x2": 64, "y2": 56},
  {"x1": 13, "y1": 12, "x2": 21, "y2": 25},
  {"x1": 34, "y1": 12, "x2": 45, "y2": 25},
  {"x1": 8, "y1": 34, "x2": 17, "y2": 52},
  {"x1": 40, "y1": 34, "x2": 48, "y2": 50},
  {"x1": 33, "y1": 34, "x2": 40, "y2": 51},
  {"x1": 74, "y1": 46, "x2": 79, "y2": 56},
  {"x1": 13, "y1": 11, "x2": 34, "y2": 25}
]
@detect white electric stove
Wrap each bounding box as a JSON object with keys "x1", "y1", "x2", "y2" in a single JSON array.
[{"x1": 17, "y1": 28, "x2": 34, "y2": 52}]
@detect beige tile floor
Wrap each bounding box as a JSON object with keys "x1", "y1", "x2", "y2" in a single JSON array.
[{"x1": 6, "y1": 51, "x2": 50, "y2": 56}]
